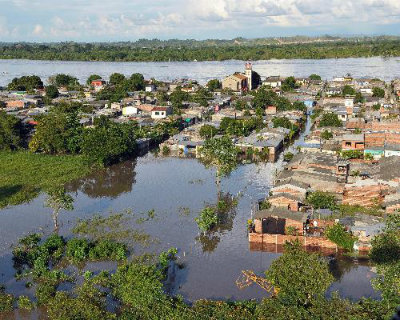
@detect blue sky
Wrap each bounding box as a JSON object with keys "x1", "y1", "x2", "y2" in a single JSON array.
[{"x1": 0, "y1": 0, "x2": 399, "y2": 41}]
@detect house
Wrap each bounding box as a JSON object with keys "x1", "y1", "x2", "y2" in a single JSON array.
[
  {"x1": 263, "y1": 76, "x2": 281, "y2": 88},
  {"x1": 249, "y1": 208, "x2": 338, "y2": 253},
  {"x1": 341, "y1": 134, "x2": 365, "y2": 150},
  {"x1": 122, "y1": 106, "x2": 140, "y2": 116},
  {"x1": 268, "y1": 193, "x2": 304, "y2": 212},
  {"x1": 5, "y1": 100, "x2": 27, "y2": 109},
  {"x1": 145, "y1": 84, "x2": 156, "y2": 92},
  {"x1": 265, "y1": 105, "x2": 277, "y2": 115},
  {"x1": 151, "y1": 106, "x2": 172, "y2": 119},
  {"x1": 91, "y1": 79, "x2": 106, "y2": 92},
  {"x1": 270, "y1": 179, "x2": 310, "y2": 199},
  {"x1": 222, "y1": 73, "x2": 248, "y2": 92}
]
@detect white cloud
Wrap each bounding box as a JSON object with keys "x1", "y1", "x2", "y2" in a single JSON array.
[
  {"x1": 32, "y1": 24, "x2": 43, "y2": 35},
  {"x1": 0, "y1": 0, "x2": 399, "y2": 40}
]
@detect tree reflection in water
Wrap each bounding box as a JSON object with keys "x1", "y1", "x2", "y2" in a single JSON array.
[
  {"x1": 67, "y1": 160, "x2": 136, "y2": 198},
  {"x1": 196, "y1": 192, "x2": 238, "y2": 253}
]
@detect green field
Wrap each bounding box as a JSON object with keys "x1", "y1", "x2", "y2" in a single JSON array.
[{"x1": 0, "y1": 151, "x2": 91, "y2": 208}]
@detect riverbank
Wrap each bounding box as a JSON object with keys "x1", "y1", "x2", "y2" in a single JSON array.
[{"x1": 0, "y1": 151, "x2": 91, "y2": 208}]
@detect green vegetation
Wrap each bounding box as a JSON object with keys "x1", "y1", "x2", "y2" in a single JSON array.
[
  {"x1": 207, "y1": 79, "x2": 221, "y2": 91},
  {"x1": 342, "y1": 85, "x2": 356, "y2": 96},
  {"x1": 321, "y1": 130, "x2": 333, "y2": 140},
  {"x1": 319, "y1": 113, "x2": 342, "y2": 127},
  {"x1": 265, "y1": 241, "x2": 334, "y2": 306},
  {"x1": 195, "y1": 207, "x2": 218, "y2": 232},
  {"x1": 49, "y1": 73, "x2": 79, "y2": 88},
  {"x1": 281, "y1": 76, "x2": 298, "y2": 92},
  {"x1": 283, "y1": 152, "x2": 294, "y2": 162},
  {"x1": 306, "y1": 191, "x2": 338, "y2": 211},
  {"x1": 259, "y1": 199, "x2": 272, "y2": 210},
  {"x1": 0, "y1": 111, "x2": 24, "y2": 150},
  {"x1": 2, "y1": 38, "x2": 400, "y2": 61},
  {"x1": 252, "y1": 87, "x2": 306, "y2": 112},
  {"x1": 45, "y1": 187, "x2": 74, "y2": 230},
  {"x1": 199, "y1": 124, "x2": 218, "y2": 139},
  {"x1": 200, "y1": 136, "x2": 239, "y2": 177},
  {"x1": 340, "y1": 150, "x2": 364, "y2": 159},
  {"x1": 0, "y1": 151, "x2": 90, "y2": 208},
  {"x1": 372, "y1": 87, "x2": 385, "y2": 98},
  {"x1": 370, "y1": 215, "x2": 400, "y2": 264},
  {"x1": 219, "y1": 117, "x2": 264, "y2": 137},
  {"x1": 2, "y1": 230, "x2": 400, "y2": 319},
  {"x1": 7, "y1": 75, "x2": 43, "y2": 91},
  {"x1": 326, "y1": 224, "x2": 356, "y2": 251},
  {"x1": 309, "y1": 74, "x2": 322, "y2": 80},
  {"x1": 45, "y1": 85, "x2": 59, "y2": 99}
]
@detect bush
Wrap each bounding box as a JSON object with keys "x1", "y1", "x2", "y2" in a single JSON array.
[
  {"x1": 306, "y1": 191, "x2": 337, "y2": 210},
  {"x1": 326, "y1": 224, "x2": 356, "y2": 251},
  {"x1": 340, "y1": 150, "x2": 364, "y2": 159},
  {"x1": 284, "y1": 152, "x2": 294, "y2": 162},
  {"x1": 259, "y1": 200, "x2": 271, "y2": 210},
  {"x1": 18, "y1": 295, "x2": 34, "y2": 310},
  {"x1": 66, "y1": 238, "x2": 91, "y2": 262},
  {"x1": 319, "y1": 113, "x2": 342, "y2": 127},
  {"x1": 162, "y1": 145, "x2": 170, "y2": 156},
  {"x1": 195, "y1": 207, "x2": 218, "y2": 232},
  {"x1": 88, "y1": 240, "x2": 127, "y2": 261},
  {"x1": 0, "y1": 289, "x2": 13, "y2": 312},
  {"x1": 36, "y1": 282, "x2": 57, "y2": 305}
]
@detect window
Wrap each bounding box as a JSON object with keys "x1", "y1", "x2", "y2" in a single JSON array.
[
  {"x1": 345, "y1": 142, "x2": 351, "y2": 147},
  {"x1": 155, "y1": 111, "x2": 159, "y2": 115}
]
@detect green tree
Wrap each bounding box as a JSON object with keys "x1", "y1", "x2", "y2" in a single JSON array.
[
  {"x1": 129, "y1": 73, "x2": 145, "y2": 91},
  {"x1": 29, "y1": 109, "x2": 82, "y2": 154},
  {"x1": 372, "y1": 87, "x2": 385, "y2": 98},
  {"x1": 199, "y1": 124, "x2": 218, "y2": 139},
  {"x1": 50, "y1": 74, "x2": 78, "y2": 88},
  {"x1": 8, "y1": 75, "x2": 43, "y2": 92},
  {"x1": 109, "y1": 73, "x2": 126, "y2": 85},
  {"x1": 325, "y1": 224, "x2": 356, "y2": 251},
  {"x1": 45, "y1": 187, "x2": 74, "y2": 231},
  {"x1": 281, "y1": 76, "x2": 297, "y2": 92},
  {"x1": 46, "y1": 85, "x2": 59, "y2": 99},
  {"x1": 319, "y1": 113, "x2": 342, "y2": 127},
  {"x1": 206, "y1": 79, "x2": 221, "y2": 91},
  {"x1": 265, "y1": 241, "x2": 334, "y2": 306},
  {"x1": 342, "y1": 85, "x2": 356, "y2": 96},
  {"x1": 309, "y1": 74, "x2": 321, "y2": 80},
  {"x1": 306, "y1": 191, "x2": 337, "y2": 210},
  {"x1": 321, "y1": 130, "x2": 333, "y2": 140},
  {"x1": 0, "y1": 111, "x2": 23, "y2": 150}
]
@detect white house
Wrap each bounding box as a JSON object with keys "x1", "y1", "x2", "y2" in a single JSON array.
[
  {"x1": 263, "y1": 76, "x2": 282, "y2": 88},
  {"x1": 151, "y1": 106, "x2": 172, "y2": 119},
  {"x1": 145, "y1": 84, "x2": 156, "y2": 92},
  {"x1": 122, "y1": 106, "x2": 139, "y2": 116}
]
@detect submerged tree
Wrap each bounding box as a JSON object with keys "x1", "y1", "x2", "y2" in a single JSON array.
[
  {"x1": 200, "y1": 136, "x2": 239, "y2": 193},
  {"x1": 45, "y1": 187, "x2": 74, "y2": 231}
]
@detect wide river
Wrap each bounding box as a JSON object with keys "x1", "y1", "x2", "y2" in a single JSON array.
[
  {"x1": 0, "y1": 57, "x2": 389, "y2": 310},
  {"x1": 0, "y1": 57, "x2": 400, "y2": 86}
]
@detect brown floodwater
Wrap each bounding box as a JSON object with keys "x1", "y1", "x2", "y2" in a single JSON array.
[{"x1": 0, "y1": 114, "x2": 380, "y2": 319}]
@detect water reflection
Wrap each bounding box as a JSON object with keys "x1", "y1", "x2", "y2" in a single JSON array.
[{"x1": 67, "y1": 160, "x2": 136, "y2": 198}]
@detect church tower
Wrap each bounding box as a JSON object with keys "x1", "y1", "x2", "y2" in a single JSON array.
[{"x1": 245, "y1": 62, "x2": 252, "y2": 91}]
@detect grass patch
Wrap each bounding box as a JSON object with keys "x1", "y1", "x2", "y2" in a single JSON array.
[{"x1": 0, "y1": 151, "x2": 91, "y2": 208}]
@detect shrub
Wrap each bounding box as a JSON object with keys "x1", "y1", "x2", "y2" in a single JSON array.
[
  {"x1": 0, "y1": 288, "x2": 13, "y2": 312},
  {"x1": 195, "y1": 207, "x2": 218, "y2": 232},
  {"x1": 36, "y1": 282, "x2": 57, "y2": 306},
  {"x1": 259, "y1": 200, "x2": 271, "y2": 210},
  {"x1": 88, "y1": 240, "x2": 127, "y2": 261},
  {"x1": 319, "y1": 113, "x2": 342, "y2": 127},
  {"x1": 306, "y1": 191, "x2": 337, "y2": 210},
  {"x1": 66, "y1": 238, "x2": 91, "y2": 262},
  {"x1": 162, "y1": 145, "x2": 170, "y2": 156},
  {"x1": 326, "y1": 224, "x2": 356, "y2": 251},
  {"x1": 284, "y1": 152, "x2": 294, "y2": 162},
  {"x1": 18, "y1": 295, "x2": 34, "y2": 310}
]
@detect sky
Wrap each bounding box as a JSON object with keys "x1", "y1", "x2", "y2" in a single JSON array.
[{"x1": 0, "y1": 0, "x2": 399, "y2": 42}]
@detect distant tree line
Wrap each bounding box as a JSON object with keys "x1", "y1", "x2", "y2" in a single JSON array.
[{"x1": 1, "y1": 38, "x2": 400, "y2": 62}]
